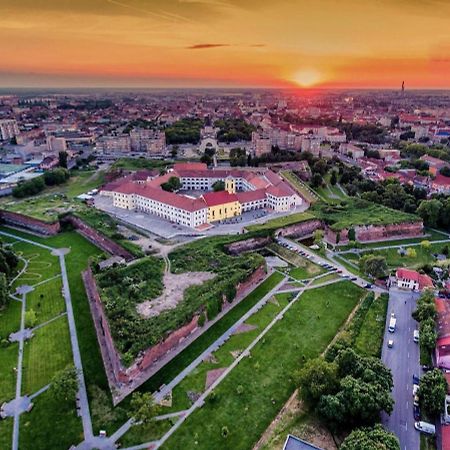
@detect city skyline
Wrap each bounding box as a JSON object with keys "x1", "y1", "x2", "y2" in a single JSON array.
[{"x1": 1, "y1": 0, "x2": 450, "y2": 89}]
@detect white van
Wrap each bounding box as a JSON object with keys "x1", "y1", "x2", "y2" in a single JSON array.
[
  {"x1": 414, "y1": 421, "x2": 435, "y2": 435},
  {"x1": 414, "y1": 330, "x2": 419, "y2": 343}
]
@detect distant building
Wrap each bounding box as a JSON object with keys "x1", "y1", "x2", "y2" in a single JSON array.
[
  {"x1": 252, "y1": 131, "x2": 272, "y2": 156},
  {"x1": 129, "y1": 128, "x2": 166, "y2": 155},
  {"x1": 96, "y1": 135, "x2": 131, "y2": 153},
  {"x1": 46, "y1": 136, "x2": 67, "y2": 153},
  {"x1": 0, "y1": 119, "x2": 20, "y2": 141}
]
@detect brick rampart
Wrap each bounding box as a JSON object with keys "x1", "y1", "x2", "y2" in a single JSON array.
[
  {"x1": 63, "y1": 215, "x2": 134, "y2": 261},
  {"x1": 0, "y1": 210, "x2": 60, "y2": 235},
  {"x1": 83, "y1": 262, "x2": 267, "y2": 395},
  {"x1": 225, "y1": 237, "x2": 272, "y2": 255},
  {"x1": 276, "y1": 219, "x2": 323, "y2": 238}
]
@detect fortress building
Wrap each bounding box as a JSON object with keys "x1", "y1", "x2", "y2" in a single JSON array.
[{"x1": 100, "y1": 163, "x2": 302, "y2": 229}]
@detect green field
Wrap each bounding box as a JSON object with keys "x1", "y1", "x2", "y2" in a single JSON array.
[
  {"x1": 310, "y1": 272, "x2": 341, "y2": 286},
  {"x1": 245, "y1": 211, "x2": 315, "y2": 233},
  {"x1": 341, "y1": 242, "x2": 449, "y2": 272},
  {"x1": 161, "y1": 282, "x2": 364, "y2": 450},
  {"x1": 111, "y1": 157, "x2": 170, "y2": 171},
  {"x1": 280, "y1": 170, "x2": 319, "y2": 203},
  {"x1": 313, "y1": 199, "x2": 419, "y2": 232}
]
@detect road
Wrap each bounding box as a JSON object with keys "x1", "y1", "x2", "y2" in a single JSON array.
[{"x1": 381, "y1": 287, "x2": 421, "y2": 450}]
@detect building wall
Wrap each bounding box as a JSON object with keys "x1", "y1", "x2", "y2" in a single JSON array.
[{"x1": 207, "y1": 200, "x2": 242, "y2": 222}]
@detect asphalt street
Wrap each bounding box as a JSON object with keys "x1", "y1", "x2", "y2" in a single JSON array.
[{"x1": 382, "y1": 287, "x2": 421, "y2": 450}]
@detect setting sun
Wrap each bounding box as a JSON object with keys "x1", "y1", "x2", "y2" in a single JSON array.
[{"x1": 292, "y1": 69, "x2": 323, "y2": 88}]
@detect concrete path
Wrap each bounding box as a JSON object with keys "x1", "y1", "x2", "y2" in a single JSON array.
[
  {"x1": 11, "y1": 292, "x2": 26, "y2": 450},
  {"x1": 58, "y1": 251, "x2": 94, "y2": 440}
]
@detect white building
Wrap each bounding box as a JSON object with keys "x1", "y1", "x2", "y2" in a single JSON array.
[{"x1": 0, "y1": 119, "x2": 20, "y2": 141}]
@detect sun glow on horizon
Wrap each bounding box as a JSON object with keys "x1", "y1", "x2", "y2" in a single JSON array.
[{"x1": 292, "y1": 68, "x2": 323, "y2": 88}]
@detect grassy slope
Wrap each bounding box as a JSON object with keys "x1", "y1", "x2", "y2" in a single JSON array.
[{"x1": 161, "y1": 282, "x2": 364, "y2": 450}]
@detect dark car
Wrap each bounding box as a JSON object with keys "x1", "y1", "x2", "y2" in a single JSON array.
[
  {"x1": 413, "y1": 374, "x2": 420, "y2": 384},
  {"x1": 422, "y1": 365, "x2": 433, "y2": 372},
  {"x1": 413, "y1": 404, "x2": 421, "y2": 420},
  {"x1": 365, "y1": 283, "x2": 373, "y2": 288}
]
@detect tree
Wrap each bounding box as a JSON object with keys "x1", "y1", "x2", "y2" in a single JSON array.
[
  {"x1": 0, "y1": 273, "x2": 8, "y2": 310},
  {"x1": 406, "y1": 247, "x2": 417, "y2": 258},
  {"x1": 417, "y1": 199, "x2": 443, "y2": 228},
  {"x1": 330, "y1": 170, "x2": 337, "y2": 185},
  {"x1": 58, "y1": 151, "x2": 68, "y2": 168},
  {"x1": 420, "y1": 318, "x2": 437, "y2": 355},
  {"x1": 170, "y1": 145, "x2": 179, "y2": 158},
  {"x1": 418, "y1": 369, "x2": 448, "y2": 417},
  {"x1": 359, "y1": 255, "x2": 388, "y2": 279},
  {"x1": 311, "y1": 173, "x2": 323, "y2": 188},
  {"x1": 129, "y1": 392, "x2": 160, "y2": 424},
  {"x1": 50, "y1": 366, "x2": 79, "y2": 402},
  {"x1": 161, "y1": 176, "x2": 181, "y2": 192},
  {"x1": 297, "y1": 358, "x2": 339, "y2": 407},
  {"x1": 420, "y1": 240, "x2": 431, "y2": 251},
  {"x1": 340, "y1": 424, "x2": 400, "y2": 450},
  {"x1": 313, "y1": 229, "x2": 324, "y2": 246},
  {"x1": 412, "y1": 290, "x2": 436, "y2": 323},
  {"x1": 212, "y1": 180, "x2": 225, "y2": 192}
]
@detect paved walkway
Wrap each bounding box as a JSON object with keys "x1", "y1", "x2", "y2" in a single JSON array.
[{"x1": 0, "y1": 230, "x2": 95, "y2": 448}]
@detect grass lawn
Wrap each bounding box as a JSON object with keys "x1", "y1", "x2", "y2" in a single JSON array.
[
  {"x1": 22, "y1": 315, "x2": 72, "y2": 394},
  {"x1": 354, "y1": 293, "x2": 389, "y2": 357},
  {"x1": 0, "y1": 418, "x2": 13, "y2": 450},
  {"x1": 280, "y1": 171, "x2": 319, "y2": 203},
  {"x1": 26, "y1": 278, "x2": 65, "y2": 326},
  {"x1": 310, "y1": 273, "x2": 341, "y2": 286},
  {"x1": 161, "y1": 282, "x2": 364, "y2": 450},
  {"x1": 118, "y1": 419, "x2": 173, "y2": 447},
  {"x1": 0, "y1": 342, "x2": 18, "y2": 403},
  {"x1": 313, "y1": 199, "x2": 419, "y2": 231},
  {"x1": 111, "y1": 157, "x2": 169, "y2": 171},
  {"x1": 165, "y1": 292, "x2": 293, "y2": 413},
  {"x1": 0, "y1": 299, "x2": 21, "y2": 337},
  {"x1": 352, "y1": 242, "x2": 449, "y2": 271},
  {"x1": 19, "y1": 389, "x2": 83, "y2": 450},
  {"x1": 245, "y1": 211, "x2": 315, "y2": 233}
]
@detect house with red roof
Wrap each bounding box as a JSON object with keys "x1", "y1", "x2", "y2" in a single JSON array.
[{"x1": 395, "y1": 268, "x2": 434, "y2": 291}]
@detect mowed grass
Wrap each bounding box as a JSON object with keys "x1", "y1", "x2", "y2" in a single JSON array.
[
  {"x1": 0, "y1": 299, "x2": 21, "y2": 337},
  {"x1": 0, "y1": 342, "x2": 19, "y2": 403},
  {"x1": 22, "y1": 315, "x2": 72, "y2": 394},
  {"x1": 19, "y1": 388, "x2": 83, "y2": 450},
  {"x1": 245, "y1": 211, "x2": 315, "y2": 232},
  {"x1": 310, "y1": 273, "x2": 341, "y2": 286},
  {"x1": 26, "y1": 278, "x2": 65, "y2": 326},
  {"x1": 118, "y1": 419, "x2": 173, "y2": 447},
  {"x1": 0, "y1": 417, "x2": 13, "y2": 450},
  {"x1": 161, "y1": 282, "x2": 364, "y2": 450},
  {"x1": 165, "y1": 293, "x2": 293, "y2": 413},
  {"x1": 354, "y1": 293, "x2": 389, "y2": 358}
]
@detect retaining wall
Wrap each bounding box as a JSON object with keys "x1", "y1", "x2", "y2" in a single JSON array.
[
  {"x1": 83, "y1": 263, "x2": 267, "y2": 396},
  {"x1": 276, "y1": 219, "x2": 323, "y2": 238},
  {"x1": 0, "y1": 210, "x2": 60, "y2": 235},
  {"x1": 63, "y1": 215, "x2": 134, "y2": 261}
]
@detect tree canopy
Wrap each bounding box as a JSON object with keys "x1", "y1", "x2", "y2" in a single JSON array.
[
  {"x1": 418, "y1": 369, "x2": 448, "y2": 417},
  {"x1": 340, "y1": 424, "x2": 400, "y2": 450}
]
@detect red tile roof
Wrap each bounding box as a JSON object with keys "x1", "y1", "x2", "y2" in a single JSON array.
[
  {"x1": 396, "y1": 268, "x2": 433, "y2": 290},
  {"x1": 173, "y1": 162, "x2": 208, "y2": 171},
  {"x1": 236, "y1": 189, "x2": 267, "y2": 203},
  {"x1": 201, "y1": 190, "x2": 238, "y2": 207}
]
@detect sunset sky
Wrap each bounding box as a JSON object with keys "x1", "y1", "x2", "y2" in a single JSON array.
[{"x1": 1, "y1": 0, "x2": 450, "y2": 89}]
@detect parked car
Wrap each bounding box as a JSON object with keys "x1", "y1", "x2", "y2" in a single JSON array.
[
  {"x1": 414, "y1": 330, "x2": 419, "y2": 343},
  {"x1": 413, "y1": 405, "x2": 421, "y2": 420},
  {"x1": 388, "y1": 339, "x2": 394, "y2": 348},
  {"x1": 413, "y1": 374, "x2": 420, "y2": 384},
  {"x1": 414, "y1": 421, "x2": 435, "y2": 435},
  {"x1": 422, "y1": 365, "x2": 433, "y2": 372},
  {"x1": 413, "y1": 384, "x2": 419, "y2": 397},
  {"x1": 365, "y1": 283, "x2": 373, "y2": 288}
]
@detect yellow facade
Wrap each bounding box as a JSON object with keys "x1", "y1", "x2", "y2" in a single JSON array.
[{"x1": 207, "y1": 201, "x2": 241, "y2": 222}]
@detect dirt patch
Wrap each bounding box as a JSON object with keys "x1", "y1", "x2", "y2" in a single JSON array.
[
  {"x1": 137, "y1": 271, "x2": 216, "y2": 318},
  {"x1": 230, "y1": 349, "x2": 243, "y2": 359},
  {"x1": 204, "y1": 353, "x2": 218, "y2": 364},
  {"x1": 205, "y1": 368, "x2": 227, "y2": 390},
  {"x1": 233, "y1": 323, "x2": 257, "y2": 335}
]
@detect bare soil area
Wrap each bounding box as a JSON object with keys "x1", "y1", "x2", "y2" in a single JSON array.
[{"x1": 137, "y1": 271, "x2": 216, "y2": 317}]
